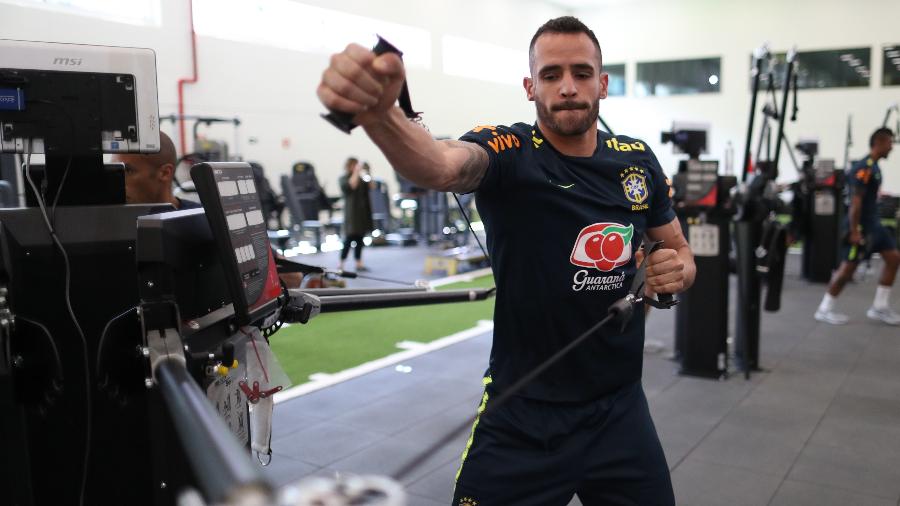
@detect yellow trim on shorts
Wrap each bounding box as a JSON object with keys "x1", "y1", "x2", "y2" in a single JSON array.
[{"x1": 455, "y1": 376, "x2": 493, "y2": 485}]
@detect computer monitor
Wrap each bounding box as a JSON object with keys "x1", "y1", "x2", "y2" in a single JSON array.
[
  {"x1": 191, "y1": 162, "x2": 282, "y2": 326},
  {"x1": 0, "y1": 39, "x2": 160, "y2": 155},
  {"x1": 0, "y1": 40, "x2": 160, "y2": 206}
]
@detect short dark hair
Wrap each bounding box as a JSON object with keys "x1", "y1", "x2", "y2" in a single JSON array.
[
  {"x1": 529, "y1": 16, "x2": 602, "y2": 72},
  {"x1": 870, "y1": 127, "x2": 894, "y2": 147},
  {"x1": 143, "y1": 131, "x2": 176, "y2": 169}
]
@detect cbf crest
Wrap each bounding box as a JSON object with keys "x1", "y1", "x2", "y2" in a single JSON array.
[{"x1": 620, "y1": 166, "x2": 649, "y2": 210}]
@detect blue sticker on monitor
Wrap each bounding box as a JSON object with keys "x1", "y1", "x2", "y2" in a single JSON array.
[
  {"x1": 0, "y1": 88, "x2": 25, "y2": 111},
  {"x1": 111, "y1": 141, "x2": 120, "y2": 150}
]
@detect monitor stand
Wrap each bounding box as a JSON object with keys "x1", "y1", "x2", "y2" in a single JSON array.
[{"x1": 25, "y1": 155, "x2": 125, "y2": 207}]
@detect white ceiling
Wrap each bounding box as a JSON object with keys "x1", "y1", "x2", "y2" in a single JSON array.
[{"x1": 547, "y1": 0, "x2": 636, "y2": 10}]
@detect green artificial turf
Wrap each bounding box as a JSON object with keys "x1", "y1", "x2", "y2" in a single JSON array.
[{"x1": 269, "y1": 275, "x2": 496, "y2": 384}]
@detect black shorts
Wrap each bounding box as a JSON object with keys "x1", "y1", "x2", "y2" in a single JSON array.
[
  {"x1": 452, "y1": 378, "x2": 674, "y2": 506},
  {"x1": 842, "y1": 224, "x2": 898, "y2": 262}
]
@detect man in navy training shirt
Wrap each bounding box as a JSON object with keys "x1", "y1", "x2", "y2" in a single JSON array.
[
  {"x1": 815, "y1": 127, "x2": 899, "y2": 325},
  {"x1": 318, "y1": 16, "x2": 696, "y2": 506}
]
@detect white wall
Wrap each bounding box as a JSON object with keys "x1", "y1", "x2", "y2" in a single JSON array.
[
  {"x1": 578, "y1": 0, "x2": 900, "y2": 192},
  {"x1": 2, "y1": 0, "x2": 899, "y2": 194},
  {"x1": 0, "y1": 0, "x2": 562, "y2": 195}
]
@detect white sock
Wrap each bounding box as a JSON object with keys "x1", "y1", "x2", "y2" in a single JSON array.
[
  {"x1": 874, "y1": 285, "x2": 891, "y2": 310},
  {"x1": 819, "y1": 293, "x2": 836, "y2": 313}
]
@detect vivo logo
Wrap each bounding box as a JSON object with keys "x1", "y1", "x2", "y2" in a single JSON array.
[
  {"x1": 52, "y1": 57, "x2": 83, "y2": 66},
  {"x1": 0, "y1": 96, "x2": 14, "y2": 103}
]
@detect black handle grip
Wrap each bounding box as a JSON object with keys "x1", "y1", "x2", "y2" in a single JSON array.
[
  {"x1": 657, "y1": 292, "x2": 675, "y2": 305},
  {"x1": 282, "y1": 302, "x2": 314, "y2": 324},
  {"x1": 221, "y1": 342, "x2": 234, "y2": 367},
  {"x1": 321, "y1": 36, "x2": 404, "y2": 134},
  {"x1": 607, "y1": 296, "x2": 635, "y2": 332},
  {"x1": 640, "y1": 239, "x2": 677, "y2": 310},
  {"x1": 190, "y1": 341, "x2": 235, "y2": 367}
]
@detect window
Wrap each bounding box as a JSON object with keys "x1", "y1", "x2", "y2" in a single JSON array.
[
  {"x1": 0, "y1": 0, "x2": 160, "y2": 26},
  {"x1": 605, "y1": 64, "x2": 625, "y2": 96},
  {"x1": 884, "y1": 45, "x2": 900, "y2": 86},
  {"x1": 755, "y1": 48, "x2": 870, "y2": 89},
  {"x1": 193, "y1": 0, "x2": 432, "y2": 69},
  {"x1": 635, "y1": 58, "x2": 720, "y2": 97},
  {"x1": 441, "y1": 35, "x2": 529, "y2": 86}
]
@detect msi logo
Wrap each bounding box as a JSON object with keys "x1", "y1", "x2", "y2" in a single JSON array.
[{"x1": 52, "y1": 57, "x2": 83, "y2": 66}]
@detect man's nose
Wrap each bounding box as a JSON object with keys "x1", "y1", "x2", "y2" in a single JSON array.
[{"x1": 559, "y1": 73, "x2": 577, "y2": 97}]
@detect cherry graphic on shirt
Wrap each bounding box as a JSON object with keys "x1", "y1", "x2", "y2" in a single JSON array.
[
  {"x1": 569, "y1": 223, "x2": 634, "y2": 272},
  {"x1": 600, "y1": 232, "x2": 625, "y2": 260},
  {"x1": 586, "y1": 232, "x2": 624, "y2": 266},
  {"x1": 585, "y1": 235, "x2": 604, "y2": 261}
]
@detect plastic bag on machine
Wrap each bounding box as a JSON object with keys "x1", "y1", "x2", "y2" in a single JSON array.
[
  {"x1": 242, "y1": 326, "x2": 292, "y2": 463},
  {"x1": 206, "y1": 331, "x2": 251, "y2": 446}
]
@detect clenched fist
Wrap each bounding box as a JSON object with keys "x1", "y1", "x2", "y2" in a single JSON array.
[
  {"x1": 316, "y1": 43, "x2": 406, "y2": 128},
  {"x1": 645, "y1": 248, "x2": 685, "y2": 294}
]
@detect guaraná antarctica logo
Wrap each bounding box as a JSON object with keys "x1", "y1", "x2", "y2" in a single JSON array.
[{"x1": 569, "y1": 222, "x2": 633, "y2": 292}]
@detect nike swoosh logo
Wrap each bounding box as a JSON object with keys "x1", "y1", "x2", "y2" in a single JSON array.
[{"x1": 552, "y1": 182, "x2": 575, "y2": 189}]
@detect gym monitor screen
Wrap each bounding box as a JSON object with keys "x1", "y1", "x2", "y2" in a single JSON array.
[
  {"x1": 0, "y1": 39, "x2": 160, "y2": 154},
  {"x1": 191, "y1": 162, "x2": 281, "y2": 325}
]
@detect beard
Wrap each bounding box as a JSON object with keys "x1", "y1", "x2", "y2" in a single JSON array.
[{"x1": 535, "y1": 98, "x2": 599, "y2": 136}]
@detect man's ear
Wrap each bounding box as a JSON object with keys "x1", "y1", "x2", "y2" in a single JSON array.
[
  {"x1": 524, "y1": 76, "x2": 535, "y2": 102},
  {"x1": 599, "y1": 72, "x2": 609, "y2": 100},
  {"x1": 158, "y1": 163, "x2": 175, "y2": 183}
]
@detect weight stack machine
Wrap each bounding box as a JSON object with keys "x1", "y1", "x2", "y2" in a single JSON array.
[
  {"x1": 665, "y1": 125, "x2": 736, "y2": 379},
  {"x1": 794, "y1": 141, "x2": 844, "y2": 282}
]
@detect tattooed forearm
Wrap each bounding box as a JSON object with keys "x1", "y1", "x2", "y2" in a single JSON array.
[{"x1": 442, "y1": 140, "x2": 489, "y2": 193}]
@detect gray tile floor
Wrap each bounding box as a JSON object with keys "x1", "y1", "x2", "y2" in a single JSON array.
[{"x1": 264, "y1": 249, "x2": 900, "y2": 505}]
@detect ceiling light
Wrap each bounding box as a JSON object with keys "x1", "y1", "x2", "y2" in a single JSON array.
[
  {"x1": 886, "y1": 50, "x2": 900, "y2": 57},
  {"x1": 840, "y1": 54, "x2": 854, "y2": 61},
  {"x1": 708, "y1": 74, "x2": 719, "y2": 85}
]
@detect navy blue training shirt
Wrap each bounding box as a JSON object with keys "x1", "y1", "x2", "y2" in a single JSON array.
[
  {"x1": 460, "y1": 122, "x2": 676, "y2": 402},
  {"x1": 846, "y1": 156, "x2": 882, "y2": 229}
]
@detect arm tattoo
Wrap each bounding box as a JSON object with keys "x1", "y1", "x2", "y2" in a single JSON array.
[{"x1": 443, "y1": 140, "x2": 489, "y2": 193}]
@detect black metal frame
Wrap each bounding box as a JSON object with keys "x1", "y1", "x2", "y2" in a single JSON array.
[
  {"x1": 734, "y1": 47, "x2": 795, "y2": 379},
  {"x1": 129, "y1": 206, "x2": 495, "y2": 503},
  {"x1": 0, "y1": 204, "x2": 165, "y2": 505}
]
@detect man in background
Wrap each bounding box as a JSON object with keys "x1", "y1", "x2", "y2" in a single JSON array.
[
  {"x1": 111, "y1": 131, "x2": 201, "y2": 210},
  {"x1": 115, "y1": 131, "x2": 302, "y2": 288},
  {"x1": 816, "y1": 127, "x2": 899, "y2": 325}
]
